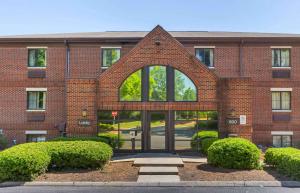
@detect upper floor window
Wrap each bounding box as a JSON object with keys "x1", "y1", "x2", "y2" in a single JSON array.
[
  {"x1": 272, "y1": 48, "x2": 290, "y2": 67},
  {"x1": 102, "y1": 47, "x2": 121, "y2": 68},
  {"x1": 195, "y1": 48, "x2": 214, "y2": 67},
  {"x1": 119, "y1": 65, "x2": 197, "y2": 102},
  {"x1": 272, "y1": 91, "x2": 291, "y2": 110},
  {"x1": 28, "y1": 48, "x2": 46, "y2": 67},
  {"x1": 26, "y1": 88, "x2": 47, "y2": 110}
]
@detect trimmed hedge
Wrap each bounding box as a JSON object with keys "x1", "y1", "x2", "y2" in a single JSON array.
[
  {"x1": 191, "y1": 130, "x2": 218, "y2": 150},
  {"x1": 207, "y1": 138, "x2": 260, "y2": 169},
  {"x1": 0, "y1": 141, "x2": 113, "y2": 181},
  {"x1": 265, "y1": 147, "x2": 300, "y2": 180},
  {"x1": 201, "y1": 138, "x2": 219, "y2": 155},
  {"x1": 52, "y1": 133, "x2": 123, "y2": 149}
]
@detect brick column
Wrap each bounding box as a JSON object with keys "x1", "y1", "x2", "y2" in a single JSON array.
[
  {"x1": 218, "y1": 77, "x2": 253, "y2": 140},
  {"x1": 66, "y1": 79, "x2": 97, "y2": 136}
]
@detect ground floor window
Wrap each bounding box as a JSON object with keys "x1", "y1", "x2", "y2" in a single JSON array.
[
  {"x1": 272, "y1": 135, "x2": 292, "y2": 147},
  {"x1": 26, "y1": 134, "x2": 46, "y2": 142}
]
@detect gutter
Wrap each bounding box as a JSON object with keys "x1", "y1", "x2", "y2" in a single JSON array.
[{"x1": 239, "y1": 39, "x2": 244, "y2": 77}]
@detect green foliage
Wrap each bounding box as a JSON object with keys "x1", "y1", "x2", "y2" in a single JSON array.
[
  {"x1": 98, "y1": 123, "x2": 115, "y2": 131},
  {"x1": 265, "y1": 147, "x2": 300, "y2": 180},
  {"x1": 149, "y1": 66, "x2": 167, "y2": 101},
  {"x1": 0, "y1": 141, "x2": 113, "y2": 182},
  {"x1": 174, "y1": 70, "x2": 196, "y2": 101},
  {"x1": 207, "y1": 138, "x2": 260, "y2": 169},
  {"x1": 191, "y1": 130, "x2": 218, "y2": 150},
  {"x1": 0, "y1": 135, "x2": 8, "y2": 150},
  {"x1": 120, "y1": 70, "x2": 142, "y2": 101},
  {"x1": 51, "y1": 136, "x2": 110, "y2": 144},
  {"x1": 201, "y1": 138, "x2": 219, "y2": 155},
  {"x1": 98, "y1": 133, "x2": 124, "y2": 149}
]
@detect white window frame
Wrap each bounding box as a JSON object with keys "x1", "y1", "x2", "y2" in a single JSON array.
[
  {"x1": 27, "y1": 47, "x2": 47, "y2": 69},
  {"x1": 26, "y1": 88, "x2": 47, "y2": 112},
  {"x1": 194, "y1": 46, "x2": 215, "y2": 68},
  {"x1": 101, "y1": 46, "x2": 121, "y2": 69},
  {"x1": 271, "y1": 88, "x2": 292, "y2": 112},
  {"x1": 271, "y1": 46, "x2": 291, "y2": 68}
]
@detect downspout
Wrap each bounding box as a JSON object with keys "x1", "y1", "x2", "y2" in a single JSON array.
[
  {"x1": 63, "y1": 40, "x2": 70, "y2": 136},
  {"x1": 239, "y1": 39, "x2": 244, "y2": 77}
]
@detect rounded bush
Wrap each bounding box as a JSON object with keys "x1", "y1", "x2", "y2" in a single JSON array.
[
  {"x1": 0, "y1": 141, "x2": 113, "y2": 181},
  {"x1": 201, "y1": 137, "x2": 219, "y2": 155},
  {"x1": 0, "y1": 143, "x2": 50, "y2": 181},
  {"x1": 51, "y1": 136, "x2": 110, "y2": 144},
  {"x1": 191, "y1": 130, "x2": 218, "y2": 150},
  {"x1": 207, "y1": 138, "x2": 260, "y2": 169}
]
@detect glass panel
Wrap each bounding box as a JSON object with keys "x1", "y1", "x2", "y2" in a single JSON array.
[
  {"x1": 204, "y1": 49, "x2": 211, "y2": 67},
  {"x1": 174, "y1": 70, "x2": 197, "y2": 101},
  {"x1": 282, "y1": 135, "x2": 291, "y2": 147},
  {"x1": 149, "y1": 66, "x2": 167, "y2": 101},
  {"x1": 36, "y1": 49, "x2": 46, "y2": 67},
  {"x1": 195, "y1": 49, "x2": 204, "y2": 63},
  {"x1": 281, "y1": 92, "x2": 291, "y2": 110},
  {"x1": 119, "y1": 130, "x2": 142, "y2": 150},
  {"x1": 175, "y1": 120, "x2": 197, "y2": 150},
  {"x1": 28, "y1": 92, "x2": 37, "y2": 109},
  {"x1": 119, "y1": 70, "x2": 142, "y2": 101},
  {"x1": 272, "y1": 49, "x2": 280, "y2": 67},
  {"x1": 273, "y1": 136, "x2": 282, "y2": 147},
  {"x1": 98, "y1": 111, "x2": 114, "y2": 120},
  {"x1": 281, "y1": 49, "x2": 290, "y2": 67},
  {"x1": 209, "y1": 49, "x2": 214, "y2": 67},
  {"x1": 28, "y1": 49, "x2": 36, "y2": 67},
  {"x1": 102, "y1": 48, "x2": 120, "y2": 67},
  {"x1": 26, "y1": 134, "x2": 46, "y2": 142},
  {"x1": 150, "y1": 113, "x2": 165, "y2": 149},
  {"x1": 272, "y1": 92, "x2": 281, "y2": 110},
  {"x1": 38, "y1": 92, "x2": 45, "y2": 109},
  {"x1": 175, "y1": 111, "x2": 198, "y2": 120}
]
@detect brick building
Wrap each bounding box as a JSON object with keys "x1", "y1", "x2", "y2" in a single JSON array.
[{"x1": 0, "y1": 25, "x2": 299, "y2": 151}]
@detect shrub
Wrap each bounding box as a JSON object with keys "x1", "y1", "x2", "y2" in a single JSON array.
[
  {"x1": 98, "y1": 133, "x2": 124, "y2": 149},
  {"x1": 0, "y1": 141, "x2": 113, "y2": 181},
  {"x1": 98, "y1": 123, "x2": 115, "y2": 131},
  {"x1": 207, "y1": 138, "x2": 260, "y2": 169},
  {"x1": 265, "y1": 147, "x2": 300, "y2": 180},
  {"x1": 0, "y1": 143, "x2": 50, "y2": 181},
  {"x1": 0, "y1": 135, "x2": 8, "y2": 150},
  {"x1": 51, "y1": 136, "x2": 110, "y2": 144},
  {"x1": 201, "y1": 137, "x2": 219, "y2": 155},
  {"x1": 191, "y1": 130, "x2": 218, "y2": 150}
]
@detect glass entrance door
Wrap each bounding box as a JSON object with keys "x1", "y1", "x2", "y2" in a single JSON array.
[{"x1": 149, "y1": 112, "x2": 167, "y2": 150}]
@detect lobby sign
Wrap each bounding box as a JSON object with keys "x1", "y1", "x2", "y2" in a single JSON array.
[{"x1": 78, "y1": 119, "x2": 91, "y2": 126}]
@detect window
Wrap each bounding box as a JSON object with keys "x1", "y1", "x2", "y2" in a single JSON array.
[
  {"x1": 272, "y1": 49, "x2": 290, "y2": 67},
  {"x1": 26, "y1": 134, "x2": 46, "y2": 142},
  {"x1": 119, "y1": 66, "x2": 197, "y2": 102},
  {"x1": 27, "y1": 91, "x2": 46, "y2": 110},
  {"x1": 120, "y1": 70, "x2": 142, "y2": 101},
  {"x1": 102, "y1": 48, "x2": 121, "y2": 68},
  {"x1": 272, "y1": 91, "x2": 291, "y2": 110},
  {"x1": 28, "y1": 48, "x2": 46, "y2": 67},
  {"x1": 174, "y1": 70, "x2": 197, "y2": 101},
  {"x1": 195, "y1": 48, "x2": 214, "y2": 67},
  {"x1": 149, "y1": 66, "x2": 167, "y2": 101},
  {"x1": 272, "y1": 135, "x2": 292, "y2": 147}
]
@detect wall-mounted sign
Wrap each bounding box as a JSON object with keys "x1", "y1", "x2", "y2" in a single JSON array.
[
  {"x1": 240, "y1": 115, "x2": 246, "y2": 125},
  {"x1": 226, "y1": 118, "x2": 240, "y2": 125},
  {"x1": 78, "y1": 119, "x2": 91, "y2": 126}
]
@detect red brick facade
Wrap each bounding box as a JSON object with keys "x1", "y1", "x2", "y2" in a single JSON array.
[{"x1": 0, "y1": 25, "x2": 300, "y2": 148}]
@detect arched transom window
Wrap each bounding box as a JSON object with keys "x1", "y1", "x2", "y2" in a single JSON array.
[{"x1": 119, "y1": 65, "x2": 197, "y2": 102}]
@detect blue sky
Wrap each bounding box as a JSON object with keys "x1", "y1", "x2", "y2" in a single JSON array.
[{"x1": 1, "y1": 0, "x2": 300, "y2": 35}]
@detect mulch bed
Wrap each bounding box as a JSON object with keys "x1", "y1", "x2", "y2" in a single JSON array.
[
  {"x1": 36, "y1": 162, "x2": 138, "y2": 182},
  {"x1": 179, "y1": 163, "x2": 292, "y2": 181}
]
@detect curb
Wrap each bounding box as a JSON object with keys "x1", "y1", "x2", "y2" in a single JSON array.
[{"x1": 1, "y1": 181, "x2": 300, "y2": 187}]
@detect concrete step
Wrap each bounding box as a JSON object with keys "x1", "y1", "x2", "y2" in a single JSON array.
[
  {"x1": 134, "y1": 158, "x2": 184, "y2": 167},
  {"x1": 137, "y1": 175, "x2": 180, "y2": 182},
  {"x1": 139, "y1": 167, "x2": 178, "y2": 175}
]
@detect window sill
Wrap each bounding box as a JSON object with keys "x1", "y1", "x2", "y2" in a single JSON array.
[
  {"x1": 101, "y1": 66, "x2": 110, "y2": 69},
  {"x1": 272, "y1": 110, "x2": 292, "y2": 113},
  {"x1": 26, "y1": 109, "x2": 46, "y2": 112},
  {"x1": 208, "y1": 66, "x2": 215, "y2": 69},
  {"x1": 272, "y1": 67, "x2": 291, "y2": 69},
  {"x1": 27, "y1": 67, "x2": 46, "y2": 69}
]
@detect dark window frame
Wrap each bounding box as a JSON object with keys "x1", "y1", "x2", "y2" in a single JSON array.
[
  {"x1": 272, "y1": 135, "x2": 292, "y2": 147},
  {"x1": 272, "y1": 91, "x2": 291, "y2": 110},
  {"x1": 118, "y1": 65, "x2": 198, "y2": 102},
  {"x1": 27, "y1": 48, "x2": 47, "y2": 68},
  {"x1": 101, "y1": 48, "x2": 121, "y2": 68},
  {"x1": 195, "y1": 48, "x2": 214, "y2": 67},
  {"x1": 272, "y1": 48, "x2": 291, "y2": 67}
]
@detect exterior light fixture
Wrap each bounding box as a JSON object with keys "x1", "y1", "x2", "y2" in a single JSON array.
[
  {"x1": 82, "y1": 109, "x2": 87, "y2": 117},
  {"x1": 155, "y1": 37, "x2": 161, "y2": 45}
]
